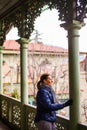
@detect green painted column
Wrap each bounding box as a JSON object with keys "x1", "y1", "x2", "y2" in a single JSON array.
[
  {"x1": 0, "y1": 46, "x2": 3, "y2": 119},
  {"x1": 18, "y1": 38, "x2": 29, "y2": 104},
  {"x1": 17, "y1": 38, "x2": 29, "y2": 130},
  {"x1": 61, "y1": 20, "x2": 85, "y2": 130},
  {"x1": 0, "y1": 46, "x2": 4, "y2": 94}
]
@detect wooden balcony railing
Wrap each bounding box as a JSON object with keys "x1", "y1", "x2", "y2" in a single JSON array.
[{"x1": 0, "y1": 94, "x2": 87, "y2": 130}]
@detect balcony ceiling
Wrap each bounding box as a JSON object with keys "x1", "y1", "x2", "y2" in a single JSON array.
[{"x1": 0, "y1": 0, "x2": 20, "y2": 18}]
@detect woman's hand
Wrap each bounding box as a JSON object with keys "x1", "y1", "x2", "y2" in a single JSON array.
[{"x1": 64, "y1": 99, "x2": 73, "y2": 107}]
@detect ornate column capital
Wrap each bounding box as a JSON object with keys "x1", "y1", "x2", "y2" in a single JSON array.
[
  {"x1": 60, "y1": 20, "x2": 85, "y2": 30},
  {"x1": 16, "y1": 38, "x2": 29, "y2": 50},
  {"x1": 16, "y1": 38, "x2": 29, "y2": 44}
]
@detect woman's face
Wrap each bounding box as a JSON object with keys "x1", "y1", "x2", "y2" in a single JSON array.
[{"x1": 44, "y1": 75, "x2": 53, "y2": 86}]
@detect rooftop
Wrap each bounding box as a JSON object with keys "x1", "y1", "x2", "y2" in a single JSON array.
[{"x1": 3, "y1": 40, "x2": 67, "y2": 53}]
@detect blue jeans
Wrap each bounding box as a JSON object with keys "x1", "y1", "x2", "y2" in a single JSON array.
[{"x1": 36, "y1": 120, "x2": 56, "y2": 130}]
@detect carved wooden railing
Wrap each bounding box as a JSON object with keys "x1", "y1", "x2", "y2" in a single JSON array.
[
  {"x1": 0, "y1": 94, "x2": 21, "y2": 130},
  {"x1": 0, "y1": 94, "x2": 87, "y2": 130}
]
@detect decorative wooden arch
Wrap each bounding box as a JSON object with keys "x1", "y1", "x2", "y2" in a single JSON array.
[{"x1": 0, "y1": 0, "x2": 87, "y2": 44}]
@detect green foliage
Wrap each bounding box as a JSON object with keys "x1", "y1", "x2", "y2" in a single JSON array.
[{"x1": 11, "y1": 88, "x2": 20, "y2": 99}]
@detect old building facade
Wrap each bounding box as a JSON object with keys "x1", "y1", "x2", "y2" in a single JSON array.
[{"x1": 2, "y1": 40, "x2": 87, "y2": 123}]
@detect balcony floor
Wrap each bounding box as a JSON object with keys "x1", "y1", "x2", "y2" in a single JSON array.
[{"x1": 0, "y1": 121, "x2": 11, "y2": 130}]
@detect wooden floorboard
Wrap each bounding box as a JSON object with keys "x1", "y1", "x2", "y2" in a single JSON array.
[{"x1": 0, "y1": 121, "x2": 11, "y2": 130}]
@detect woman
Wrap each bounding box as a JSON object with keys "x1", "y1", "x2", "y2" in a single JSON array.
[{"x1": 35, "y1": 73, "x2": 73, "y2": 130}]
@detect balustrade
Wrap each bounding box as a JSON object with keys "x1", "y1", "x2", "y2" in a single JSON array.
[{"x1": 0, "y1": 94, "x2": 87, "y2": 130}]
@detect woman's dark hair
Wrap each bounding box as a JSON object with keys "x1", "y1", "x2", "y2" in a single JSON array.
[{"x1": 37, "y1": 73, "x2": 50, "y2": 89}]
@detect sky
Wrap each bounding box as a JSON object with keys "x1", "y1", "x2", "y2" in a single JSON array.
[{"x1": 6, "y1": 9, "x2": 87, "y2": 52}]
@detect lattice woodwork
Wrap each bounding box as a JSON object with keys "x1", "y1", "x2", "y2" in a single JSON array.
[{"x1": 0, "y1": 0, "x2": 87, "y2": 43}]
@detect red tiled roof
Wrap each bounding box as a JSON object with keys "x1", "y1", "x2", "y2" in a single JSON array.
[
  {"x1": 3, "y1": 40, "x2": 20, "y2": 50},
  {"x1": 28, "y1": 42, "x2": 67, "y2": 52},
  {"x1": 3, "y1": 40, "x2": 67, "y2": 52}
]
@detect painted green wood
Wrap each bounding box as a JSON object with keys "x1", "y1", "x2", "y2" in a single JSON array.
[
  {"x1": 0, "y1": 95, "x2": 87, "y2": 130},
  {"x1": 17, "y1": 38, "x2": 29, "y2": 104},
  {"x1": 0, "y1": 46, "x2": 4, "y2": 94},
  {"x1": 17, "y1": 38, "x2": 29, "y2": 130},
  {"x1": 61, "y1": 20, "x2": 85, "y2": 130}
]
